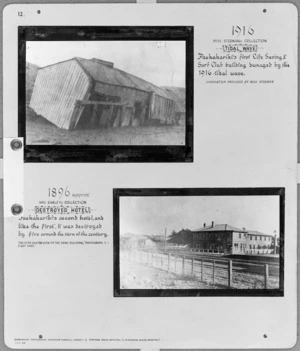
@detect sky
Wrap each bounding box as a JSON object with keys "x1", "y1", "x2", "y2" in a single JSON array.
[
  {"x1": 120, "y1": 196, "x2": 280, "y2": 237},
  {"x1": 26, "y1": 41, "x2": 185, "y2": 87}
]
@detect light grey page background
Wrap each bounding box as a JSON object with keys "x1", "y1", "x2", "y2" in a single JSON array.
[{"x1": 0, "y1": 0, "x2": 299, "y2": 350}]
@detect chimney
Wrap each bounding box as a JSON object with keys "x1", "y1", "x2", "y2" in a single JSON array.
[
  {"x1": 211, "y1": 221, "x2": 214, "y2": 228},
  {"x1": 243, "y1": 227, "x2": 246, "y2": 231},
  {"x1": 203, "y1": 223, "x2": 206, "y2": 228}
]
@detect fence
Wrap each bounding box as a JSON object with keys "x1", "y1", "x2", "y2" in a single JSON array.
[{"x1": 122, "y1": 249, "x2": 276, "y2": 289}]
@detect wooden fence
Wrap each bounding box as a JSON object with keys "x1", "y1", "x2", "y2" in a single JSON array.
[{"x1": 122, "y1": 250, "x2": 273, "y2": 289}]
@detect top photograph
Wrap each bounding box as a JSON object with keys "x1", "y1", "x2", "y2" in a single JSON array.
[{"x1": 19, "y1": 27, "x2": 193, "y2": 162}]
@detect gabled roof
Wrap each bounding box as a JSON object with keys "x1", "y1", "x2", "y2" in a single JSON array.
[
  {"x1": 161, "y1": 86, "x2": 185, "y2": 102},
  {"x1": 192, "y1": 224, "x2": 247, "y2": 233},
  {"x1": 247, "y1": 230, "x2": 273, "y2": 237},
  {"x1": 75, "y1": 57, "x2": 174, "y2": 100}
]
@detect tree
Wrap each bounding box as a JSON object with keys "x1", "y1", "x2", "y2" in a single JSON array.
[{"x1": 167, "y1": 228, "x2": 193, "y2": 245}]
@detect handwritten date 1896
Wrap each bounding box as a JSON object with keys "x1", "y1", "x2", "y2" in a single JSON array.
[{"x1": 48, "y1": 187, "x2": 70, "y2": 198}]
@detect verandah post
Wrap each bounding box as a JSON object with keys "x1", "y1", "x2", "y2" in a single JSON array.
[
  {"x1": 264, "y1": 264, "x2": 269, "y2": 289},
  {"x1": 228, "y1": 260, "x2": 233, "y2": 288}
]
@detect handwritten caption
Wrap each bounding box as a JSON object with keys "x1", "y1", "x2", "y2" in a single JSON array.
[
  {"x1": 17, "y1": 187, "x2": 108, "y2": 248},
  {"x1": 198, "y1": 35, "x2": 291, "y2": 84}
]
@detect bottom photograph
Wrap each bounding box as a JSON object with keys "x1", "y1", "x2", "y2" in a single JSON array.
[{"x1": 113, "y1": 188, "x2": 284, "y2": 297}]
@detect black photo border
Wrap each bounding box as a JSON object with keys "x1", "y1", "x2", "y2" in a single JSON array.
[
  {"x1": 113, "y1": 187, "x2": 285, "y2": 297},
  {"x1": 18, "y1": 26, "x2": 194, "y2": 163}
]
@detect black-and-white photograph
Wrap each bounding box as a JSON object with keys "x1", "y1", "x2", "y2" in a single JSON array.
[
  {"x1": 114, "y1": 188, "x2": 284, "y2": 297},
  {"x1": 26, "y1": 41, "x2": 186, "y2": 145},
  {"x1": 19, "y1": 26, "x2": 193, "y2": 162}
]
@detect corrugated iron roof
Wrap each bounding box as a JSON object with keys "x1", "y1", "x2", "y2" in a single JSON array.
[
  {"x1": 193, "y1": 224, "x2": 247, "y2": 233},
  {"x1": 161, "y1": 86, "x2": 185, "y2": 101},
  {"x1": 75, "y1": 57, "x2": 174, "y2": 100}
]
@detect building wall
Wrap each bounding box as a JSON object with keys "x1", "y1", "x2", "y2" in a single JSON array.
[
  {"x1": 192, "y1": 231, "x2": 233, "y2": 254},
  {"x1": 152, "y1": 95, "x2": 176, "y2": 124},
  {"x1": 94, "y1": 81, "x2": 149, "y2": 105},
  {"x1": 95, "y1": 82, "x2": 177, "y2": 125},
  {"x1": 247, "y1": 234, "x2": 273, "y2": 254},
  {"x1": 30, "y1": 60, "x2": 91, "y2": 130},
  {"x1": 232, "y1": 232, "x2": 247, "y2": 253},
  {"x1": 26, "y1": 62, "x2": 39, "y2": 103},
  {"x1": 192, "y1": 231, "x2": 275, "y2": 255}
]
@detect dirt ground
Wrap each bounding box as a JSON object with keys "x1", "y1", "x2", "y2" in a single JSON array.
[
  {"x1": 120, "y1": 257, "x2": 279, "y2": 290},
  {"x1": 26, "y1": 113, "x2": 185, "y2": 146},
  {"x1": 120, "y1": 260, "x2": 215, "y2": 289}
]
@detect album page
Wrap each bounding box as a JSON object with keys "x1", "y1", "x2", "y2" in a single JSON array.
[{"x1": 2, "y1": 3, "x2": 298, "y2": 349}]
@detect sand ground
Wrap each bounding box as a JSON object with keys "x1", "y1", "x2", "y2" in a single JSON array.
[{"x1": 26, "y1": 113, "x2": 186, "y2": 146}]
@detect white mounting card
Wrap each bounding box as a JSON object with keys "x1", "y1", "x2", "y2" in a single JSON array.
[{"x1": 2, "y1": 3, "x2": 298, "y2": 349}]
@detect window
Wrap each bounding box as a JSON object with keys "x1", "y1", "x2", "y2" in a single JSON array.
[
  {"x1": 249, "y1": 245, "x2": 252, "y2": 249},
  {"x1": 250, "y1": 236, "x2": 252, "y2": 240},
  {"x1": 253, "y1": 245, "x2": 255, "y2": 249},
  {"x1": 264, "y1": 237, "x2": 266, "y2": 241},
  {"x1": 260, "y1": 236, "x2": 262, "y2": 240},
  {"x1": 255, "y1": 236, "x2": 257, "y2": 241},
  {"x1": 239, "y1": 233, "x2": 241, "y2": 239},
  {"x1": 234, "y1": 243, "x2": 238, "y2": 249}
]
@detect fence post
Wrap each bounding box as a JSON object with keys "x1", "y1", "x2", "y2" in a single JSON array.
[
  {"x1": 228, "y1": 260, "x2": 232, "y2": 288},
  {"x1": 201, "y1": 259, "x2": 204, "y2": 281},
  {"x1": 264, "y1": 264, "x2": 269, "y2": 289},
  {"x1": 213, "y1": 260, "x2": 215, "y2": 285},
  {"x1": 168, "y1": 253, "x2": 171, "y2": 272},
  {"x1": 182, "y1": 256, "x2": 185, "y2": 275},
  {"x1": 191, "y1": 257, "x2": 194, "y2": 276}
]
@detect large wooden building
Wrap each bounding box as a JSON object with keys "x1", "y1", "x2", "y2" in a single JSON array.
[
  {"x1": 29, "y1": 57, "x2": 181, "y2": 130},
  {"x1": 192, "y1": 222, "x2": 275, "y2": 255}
]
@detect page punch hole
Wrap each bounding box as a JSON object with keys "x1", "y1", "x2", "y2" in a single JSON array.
[
  {"x1": 10, "y1": 139, "x2": 23, "y2": 151},
  {"x1": 263, "y1": 9, "x2": 267, "y2": 13},
  {"x1": 11, "y1": 204, "x2": 23, "y2": 216}
]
